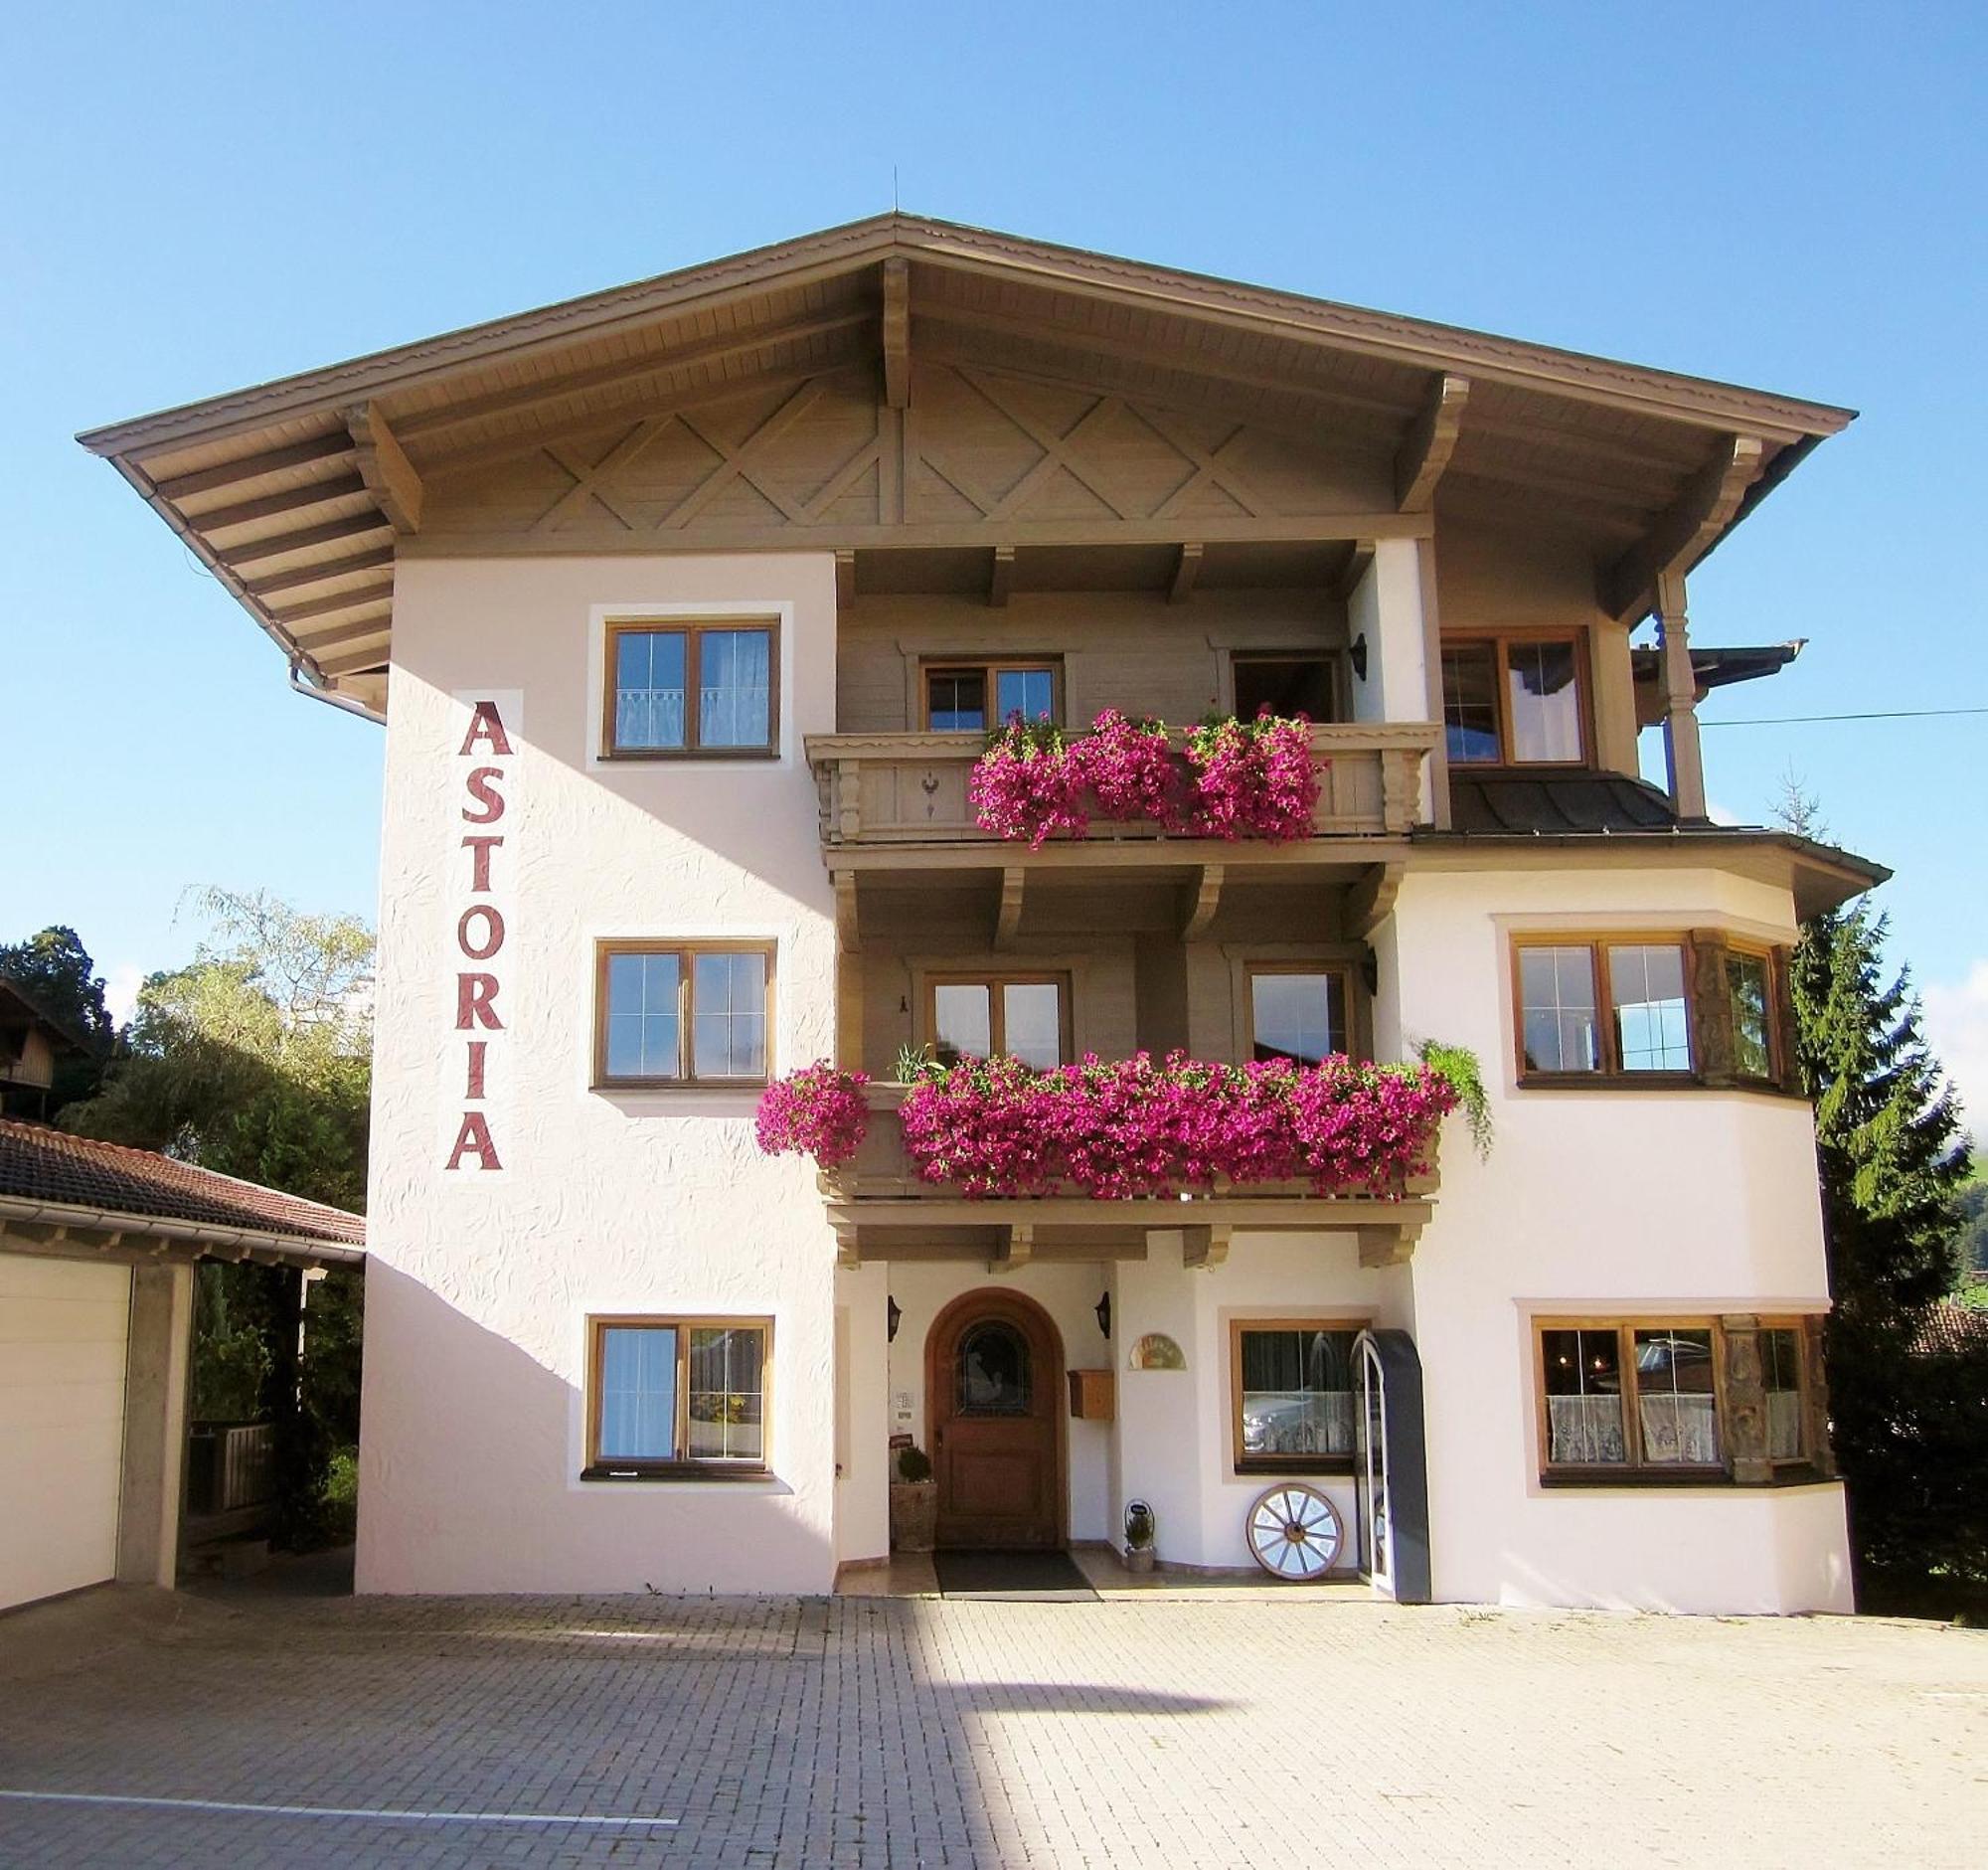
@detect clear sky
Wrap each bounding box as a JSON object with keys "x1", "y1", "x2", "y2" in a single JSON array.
[{"x1": 2, "y1": 2, "x2": 1981, "y2": 1124}]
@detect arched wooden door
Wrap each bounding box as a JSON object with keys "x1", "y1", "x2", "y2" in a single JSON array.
[{"x1": 926, "y1": 1289, "x2": 1065, "y2": 1550}]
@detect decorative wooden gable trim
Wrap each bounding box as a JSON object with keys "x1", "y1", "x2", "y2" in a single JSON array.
[{"x1": 415, "y1": 358, "x2": 1409, "y2": 552}]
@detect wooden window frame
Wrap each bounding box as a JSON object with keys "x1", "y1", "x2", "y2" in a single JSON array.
[
  {"x1": 1510, "y1": 933, "x2": 1697, "y2": 1088},
  {"x1": 582, "y1": 1313, "x2": 773, "y2": 1480},
  {"x1": 920, "y1": 969, "x2": 1074, "y2": 1067},
  {"x1": 1229, "y1": 1316, "x2": 1371, "y2": 1476},
  {"x1": 1534, "y1": 1316, "x2": 1733, "y2": 1483},
  {"x1": 1242, "y1": 961, "x2": 1355, "y2": 1064},
  {"x1": 1441, "y1": 628, "x2": 1593, "y2": 768},
  {"x1": 1229, "y1": 650, "x2": 1343, "y2": 725},
  {"x1": 919, "y1": 659, "x2": 1063, "y2": 733},
  {"x1": 602, "y1": 617, "x2": 781, "y2": 761},
  {"x1": 593, "y1": 939, "x2": 776, "y2": 1090},
  {"x1": 1755, "y1": 1315, "x2": 1815, "y2": 1471}
]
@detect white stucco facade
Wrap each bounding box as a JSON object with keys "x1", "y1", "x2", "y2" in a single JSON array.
[{"x1": 356, "y1": 547, "x2": 1850, "y2": 1615}]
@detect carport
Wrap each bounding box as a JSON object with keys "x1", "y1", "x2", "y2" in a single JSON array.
[{"x1": 0, "y1": 1118, "x2": 363, "y2": 1612}]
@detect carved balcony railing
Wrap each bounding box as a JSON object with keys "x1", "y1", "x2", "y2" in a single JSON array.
[
  {"x1": 805, "y1": 722, "x2": 1440, "y2": 848},
  {"x1": 819, "y1": 1084, "x2": 1439, "y2": 1268}
]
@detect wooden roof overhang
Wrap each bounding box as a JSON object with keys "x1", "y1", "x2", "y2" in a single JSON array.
[
  {"x1": 78, "y1": 215, "x2": 1855, "y2": 719},
  {"x1": 0, "y1": 1196, "x2": 364, "y2": 1273}
]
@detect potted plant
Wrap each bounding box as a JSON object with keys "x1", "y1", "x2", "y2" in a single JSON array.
[
  {"x1": 890, "y1": 1444, "x2": 936, "y2": 1554},
  {"x1": 1123, "y1": 1498, "x2": 1156, "y2": 1574}
]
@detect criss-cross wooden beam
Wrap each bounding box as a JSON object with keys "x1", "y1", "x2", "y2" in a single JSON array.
[
  {"x1": 1395, "y1": 374, "x2": 1471, "y2": 512},
  {"x1": 1602, "y1": 433, "x2": 1764, "y2": 621},
  {"x1": 667, "y1": 382, "x2": 826, "y2": 529},
  {"x1": 1144, "y1": 411, "x2": 1271, "y2": 520},
  {"x1": 538, "y1": 418, "x2": 668, "y2": 531},
  {"x1": 882, "y1": 257, "x2": 911, "y2": 410},
  {"x1": 958, "y1": 371, "x2": 1139, "y2": 520}
]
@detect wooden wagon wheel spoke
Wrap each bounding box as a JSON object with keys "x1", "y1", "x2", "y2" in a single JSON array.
[{"x1": 1245, "y1": 1482, "x2": 1343, "y2": 1581}]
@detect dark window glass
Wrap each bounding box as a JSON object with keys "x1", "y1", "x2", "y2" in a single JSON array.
[
  {"x1": 615, "y1": 630, "x2": 688, "y2": 750},
  {"x1": 1235, "y1": 656, "x2": 1334, "y2": 723},
  {"x1": 956, "y1": 1322, "x2": 1031, "y2": 1415},
  {"x1": 1542, "y1": 1327, "x2": 1627, "y2": 1463},
  {"x1": 1249, "y1": 971, "x2": 1347, "y2": 1065},
  {"x1": 1728, "y1": 952, "x2": 1774, "y2": 1079},
  {"x1": 1505, "y1": 640, "x2": 1582, "y2": 762},
  {"x1": 1239, "y1": 1327, "x2": 1359, "y2": 1461},
  {"x1": 926, "y1": 669, "x2": 987, "y2": 733},
  {"x1": 1441, "y1": 644, "x2": 1500, "y2": 764},
  {"x1": 1761, "y1": 1327, "x2": 1804, "y2": 1460},
  {"x1": 1519, "y1": 946, "x2": 1600, "y2": 1074},
  {"x1": 1633, "y1": 1328, "x2": 1720, "y2": 1464}
]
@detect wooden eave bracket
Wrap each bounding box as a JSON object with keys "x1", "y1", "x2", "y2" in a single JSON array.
[
  {"x1": 1181, "y1": 1224, "x2": 1232, "y2": 1270},
  {"x1": 992, "y1": 1223, "x2": 1034, "y2": 1271},
  {"x1": 882, "y1": 256, "x2": 911, "y2": 411},
  {"x1": 1602, "y1": 432, "x2": 1764, "y2": 622},
  {"x1": 835, "y1": 549, "x2": 857, "y2": 610},
  {"x1": 1169, "y1": 542, "x2": 1204, "y2": 604},
  {"x1": 1346, "y1": 861, "x2": 1405, "y2": 938},
  {"x1": 988, "y1": 544, "x2": 1015, "y2": 606},
  {"x1": 344, "y1": 403, "x2": 423, "y2": 534},
  {"x1": 995, "y1": 866, "x2": 1026, "y2": 948},
  {"x1": 1357, "y1": 1223, "x2": 1417, "y2": 1268},
  {"x1": 1182, "y1": 863, "x2": 1225, "y2": 937},
  {"x1": 1395, "y1": 374, "x2": 1471, "y2": 512},
  {"x1": 832, "y1": 871, "x2": 861, "y2": 952}
]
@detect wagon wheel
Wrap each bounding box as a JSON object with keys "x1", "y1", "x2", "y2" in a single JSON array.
[{"x1": 1245, "y1": 1482, "x2": 1343, "y2": 1581}]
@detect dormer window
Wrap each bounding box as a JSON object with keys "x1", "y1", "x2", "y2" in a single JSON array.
[{"x1": 1442, "y1": 633, "x2": 1586, "y2": 765}]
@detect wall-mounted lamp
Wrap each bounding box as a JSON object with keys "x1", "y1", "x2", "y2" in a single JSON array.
[
  {"x1": 1349, "y1": 633, "x2": 1370, "y2": 682},
  {"x1": 1094, "y1": 1292, "x2": 1111, "y2": 1339},
  {"x1": 887, "y1": 1296, "x2": 903, "y2": 1343}
]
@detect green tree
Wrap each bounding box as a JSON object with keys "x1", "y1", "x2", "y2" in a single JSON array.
[
  {"x1": 63, "y1": 889, "x2": 374, "y2": 1547},
  {"x1": 1781, "y1": 790, "x2": 1977, "y2": 1593}
]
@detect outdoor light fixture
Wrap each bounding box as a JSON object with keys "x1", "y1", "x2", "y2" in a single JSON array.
[
  {"x1": 1349, "y1": 633, "x2": 1369, "y2": 681},
  {"x1": 1094, "y1": 1292, "x2": 1111, "y2": 1339},
  {"x1": 887, "y1": 1296, "x2": 902, "y2": 1342}
]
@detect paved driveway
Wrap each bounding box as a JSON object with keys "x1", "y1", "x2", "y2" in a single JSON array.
[{"x1": 1, "y1": 1583, "x2": 1982, "y2": 1867}]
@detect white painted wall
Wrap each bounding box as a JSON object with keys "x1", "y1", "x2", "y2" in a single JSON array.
[
  {"x1": 1380, "y1": 865, "x2": 1851, "y2": 1612},
  {"x1": 358, "y1": 552, "x2": 843, "y2": 1594},
  {"x1": 0, "y1": 1257, "x2": 130, "y2": 1610}
]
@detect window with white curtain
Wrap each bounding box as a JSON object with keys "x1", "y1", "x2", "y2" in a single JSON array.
[
  {"x1": 606, "y1": 619, "x2": 777, "y2": 756},
  {"x1": 586, "y1": 1318, "x2": 770, "y2": 1476}
]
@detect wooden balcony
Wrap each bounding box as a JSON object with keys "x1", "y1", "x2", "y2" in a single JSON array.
[
  {"x1": 806, "y1": 723, "x2": 1440, "y2": 851},
  {"x1": 822, "y1": 1085, "x2": 1437, "y2": 1268}
]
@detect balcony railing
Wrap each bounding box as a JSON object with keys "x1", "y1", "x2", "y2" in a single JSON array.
[
  {"x1": 820, "y1": 1084, "x2": 1439, "y2": 1268},
  {"x1": 806, "y1": 722, "x2": 1440, "y2": 847}
]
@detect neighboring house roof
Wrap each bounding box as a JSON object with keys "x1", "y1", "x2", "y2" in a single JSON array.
[
  {"x1": 1911, "y1": 1301, "x2": 1988, "y2": 1357},
  {"x1": 0, "y1": 1117, "x2": 364, "y2": 1253},
  {"x1": 1629, "y1": 640, "x2": 1806, "y2": 694},
  {"x1": 0, "y1": 976, "x2": 91, "y2": 1057},
  {"x1": 75, "y1": 213, "x2": 1856, "y2": 712}
]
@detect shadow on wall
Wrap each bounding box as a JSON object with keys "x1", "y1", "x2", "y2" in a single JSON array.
[{"x1": 356, "y1": 1266, "x2": 831, "y2": 1596}]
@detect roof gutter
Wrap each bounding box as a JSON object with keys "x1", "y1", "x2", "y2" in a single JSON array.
[
  {"x1": 290, "y1": 655, "x2": 386, "y2": 727},
  {"x1": 0, "y1": 1192, "x2": 365, "y2": 1268}
]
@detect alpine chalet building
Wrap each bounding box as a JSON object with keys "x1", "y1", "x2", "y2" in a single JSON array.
[{"x1": 83, "y1": 217, "x2": 1881, "y2": 1611}]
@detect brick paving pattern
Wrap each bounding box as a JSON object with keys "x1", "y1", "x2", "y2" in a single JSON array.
[{"x1": 0, "y1": 1585, "x2": 1982, "y2": 1867}]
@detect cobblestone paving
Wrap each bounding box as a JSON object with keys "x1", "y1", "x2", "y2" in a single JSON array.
[{"x1": 0, "y1": 1585, "x2": 1982, "y2": 1867}]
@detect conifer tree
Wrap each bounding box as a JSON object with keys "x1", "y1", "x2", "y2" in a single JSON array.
[{"x1": 1781, "y1": 787, "x2": 1976, "y2": 1586}]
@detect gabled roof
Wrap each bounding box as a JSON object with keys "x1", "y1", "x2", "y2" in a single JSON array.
[
  {"x1": 0, "y1": 977, "x2": 89, "y2": 1057},
  {"x1": 0, "y1": 1117, "x2": 364, "y2": 1256},
  {"x1": 77, "y1": 215, "x2": 1856, "y2": 712}
]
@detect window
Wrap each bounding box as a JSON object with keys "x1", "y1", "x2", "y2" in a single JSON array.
[
  {"x1": 595, "y1": 942, "x2": 772, "y2": 1087},
  {"x1": 922, "y1": 661, "x2": 1060, "y2": 733},
  {"x1": 956, "y1": 1320, "x2": 1032, "y2": 1416},
  {"x1": 1535, "y1": 1317, "x2": 1819, "y2": 1482},
  {"x1": 1234, "y1": 654, "x2": 1337, "y2": 724},
  {"x1": 927, "y1": 973, "x2": 1068, "y2": 1071},
  {"x1": 1726, "y1": 947, "x2": 1777, "y2": 1081},
  {"x1": 1246, "y1": 966, "x2": 1350, "y2": 1065},
  {"x1": 585, "y1": 1317, "x2": 770, "y2": 1477},
  {"x1": 1441, "y1": 633, "x2": 1586, "y2": 765},
  {"x1": 1514, "y1": 937, "x2": 1693, "y2": 1081},
  {"x1": 1232, "y1": 1321, "x2": 1364, "y2": 1472},
  {"x1": 604, "y1": 619, "x2": 777, "y2": 757}
]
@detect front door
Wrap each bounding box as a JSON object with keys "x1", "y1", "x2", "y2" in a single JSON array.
[{"x1": 927, "y1": 1290, "x2": 1063, "y2": 1549}]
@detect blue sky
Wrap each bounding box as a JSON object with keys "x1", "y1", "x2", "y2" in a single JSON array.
[{"x1": 2, "y1": 2, "x2": 1981, "y2": 1122}]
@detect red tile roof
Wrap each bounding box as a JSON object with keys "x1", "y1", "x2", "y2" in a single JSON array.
[
  {"x1": 1912, "y1": 1300, "x2": 1988, "y2": 1357},
  {"x1": 0, "y1": 1118, "x2": 364, "y2": 1248}
]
